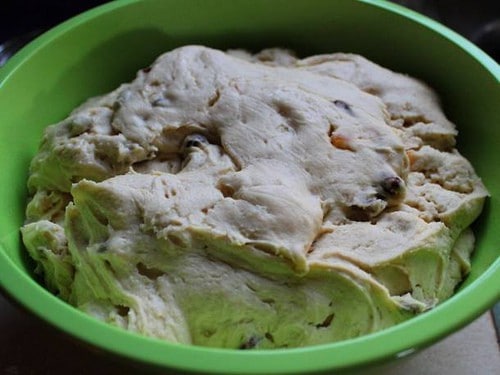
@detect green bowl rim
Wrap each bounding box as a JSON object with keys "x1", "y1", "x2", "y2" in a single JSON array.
[{"x1": 0, "y1": 0, "x2": 499, "y2": 373}]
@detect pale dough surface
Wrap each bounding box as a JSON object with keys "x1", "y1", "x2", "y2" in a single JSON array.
[{"x1": 21, "y1": 46, "x2": 487, "y2": 349}]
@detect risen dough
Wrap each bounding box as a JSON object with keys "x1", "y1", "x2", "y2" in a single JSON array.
[{"x1": 21, "y1": 46, "x2": 487, "y2": 349}]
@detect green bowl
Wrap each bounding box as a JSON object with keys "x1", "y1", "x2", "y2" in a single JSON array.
[{"x1": 0, "y1": 0, "x2": 499, "y2": 373}]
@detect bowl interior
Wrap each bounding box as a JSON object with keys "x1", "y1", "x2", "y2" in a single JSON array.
[{"x1": 0, "y1": 0, "x2": 499, "y2": 373}]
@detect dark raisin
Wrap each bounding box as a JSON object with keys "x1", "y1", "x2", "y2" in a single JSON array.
[
  {"x1": 183, "y1": 134, "x2": 208, "y2": 150},
  {"x1": 345, "y1": 205, "x2": 372, "y2": 222},
  {"x1": 219, "y1": 184, "x2": 235, "y2": 198},
  {"x1": 264, "y1": 332, "x2": 275, "y2": 343},
  {"x1": 239, "y1": 336, "x2": 261, "y2": 349},
  {"x1": 136, "y1": 262, "x2": 164, "y2": 280},
  {"x1": 381, "y1": 176, "x2": 404, "y2": 196},
  {"x1": 316, "y1": 313, "x2": 335, "y2": 328},
  {"x1": 334, "y1": 100, "x2": 355, "y2": 116},
  {"x1": 115, "y1": 305, "x2": 130, "y2": 317}
]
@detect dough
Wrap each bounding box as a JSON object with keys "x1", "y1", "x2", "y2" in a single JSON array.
[{"x1": 21, "y1": 46, "x2": 487, "y2": 349}]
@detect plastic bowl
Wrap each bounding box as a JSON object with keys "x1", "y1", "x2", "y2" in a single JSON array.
[{"x1": 0, "y1": 0, "x2": 498, "y2": 373}]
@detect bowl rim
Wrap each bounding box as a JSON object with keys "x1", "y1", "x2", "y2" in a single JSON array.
[{"x1": 0, "y1": 0, "x2": 499, "y2": 373}]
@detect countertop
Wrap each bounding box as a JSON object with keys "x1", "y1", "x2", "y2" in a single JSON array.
[{"x1": 0, "y1": 291, "x2": 498, "y2": 374}]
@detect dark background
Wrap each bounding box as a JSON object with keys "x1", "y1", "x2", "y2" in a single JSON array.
[
  {"x1": 1, "y1": 0, "x2": 499, "y2": 61},
  {"x1": 1, "y1": 0, "x2": 107, "y2": 42}
]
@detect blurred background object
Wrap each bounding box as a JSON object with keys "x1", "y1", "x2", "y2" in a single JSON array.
[
  {"x1": 0, "y1": 1, "x2": 107, "y2": 66},
  {"x1": 1, "y1": 1, "x2": 107, "y2": 42},
  {"x1": 394, "y1": 0, "x2": 499, "y2": 61}
]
